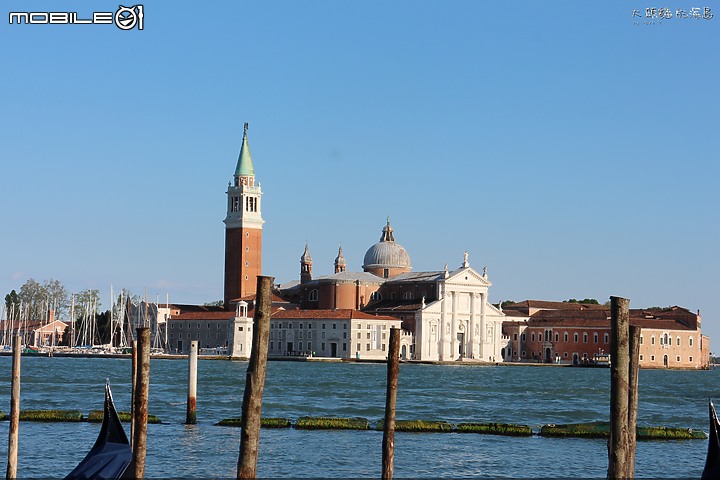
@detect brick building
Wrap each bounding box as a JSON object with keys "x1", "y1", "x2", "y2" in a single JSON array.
[{"x1": 501, "y1": 302, "x2": 710, "y2": 369}]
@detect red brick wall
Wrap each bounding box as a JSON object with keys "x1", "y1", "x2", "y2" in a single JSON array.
[{"x1": 224, "y1": 227, "x2": 262, "y2": 306}]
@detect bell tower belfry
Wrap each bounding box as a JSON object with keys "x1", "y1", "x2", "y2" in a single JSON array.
[{"x1": 224, "y1": 123, "x2": 264, "y2": 308}]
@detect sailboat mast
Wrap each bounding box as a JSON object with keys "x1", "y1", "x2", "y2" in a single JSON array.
[
  {"x1": 109, "y1": 286, "x2": 114, "y2": 350},
  {"x1": 69, "y1": 294, "x2": 75, "y2": 348}
]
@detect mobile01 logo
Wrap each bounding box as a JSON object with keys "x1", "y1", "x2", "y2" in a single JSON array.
[{"x1": 9, "y1": 5, "x2": 144, "y2": 30}]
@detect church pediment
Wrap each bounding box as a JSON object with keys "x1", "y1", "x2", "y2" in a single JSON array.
[{"x1": 445, "y1": 267, "x2": 492, "y2": 287}]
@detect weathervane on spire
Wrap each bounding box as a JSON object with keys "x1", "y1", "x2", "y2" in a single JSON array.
[{"x1": 243, "y1": 122, "x2": 249, "y2": 136}]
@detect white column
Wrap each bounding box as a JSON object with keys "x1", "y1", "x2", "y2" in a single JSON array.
[
  {"x1": 479, "y1": 293, "x2": 486, "y2": 360},
  {"x1": 439, "y1": 288, "x2": 446, "y2": 361},
  {"x1": 468, "y1": 294, "x2": 474, "y2": 358},
  {"x1": 450, "y1": 291, "x2": 457, "y2": 360}
]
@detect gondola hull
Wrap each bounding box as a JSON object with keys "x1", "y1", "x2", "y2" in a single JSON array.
[
  {"x1": 701, "y1": 400, "x2": 720, "y2": 480},
  {"x1": 65, "y1": 383, "x2": 132, "y2": 480}
]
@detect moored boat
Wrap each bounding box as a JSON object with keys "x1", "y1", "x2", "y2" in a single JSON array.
[
  {"x1": 64, "y1": 382, "x2": 132, "y2": 480},
  {"x1": 701, "y1": 400, "x2": 720, "y2": 480}
]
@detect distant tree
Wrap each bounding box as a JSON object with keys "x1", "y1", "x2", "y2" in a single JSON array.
[
  {"x1": 18, "y1": 278, "x2": 44, "y2": 319},
  {"x1": 4, "y1": 290, "x2": 20, "y2": 320},
  {"x1": 74, "y1": 289, "x2": 101, "y2": 319},
  {"x1": 17, "y1": 278, "x2": 70, "y2": 321},
  {"x1": 95, "y1": 310, "x2": 112, "y2": 345},
  {"x1": 500, "y1": 300, "x2": 517, "y2": 309},
  {"x1": 204, "y1": 300, "x2": 224, "y2": 307},
  {"x1": 60, "y1": 325, "x2": 73, "y2": 347},
  {"x1": 43, "y1": 279, "x2": 69, "y2": 319},
  {"x1": 564, "y1": 298, "x2": 599, "y2": 305}
]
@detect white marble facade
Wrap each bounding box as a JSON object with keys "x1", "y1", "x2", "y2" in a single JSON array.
[{"x1": 415, "y1": 262, "x2": 505, "y2": 362}]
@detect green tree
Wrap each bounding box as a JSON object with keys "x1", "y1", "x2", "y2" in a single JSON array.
[
  {"x1": 17, "y1": 278, "x2": 70, "y2": 321},
  {"x1": 19, "y1": 278, "x2": 44, "y2": 319},
  {"x1": 43, "y1": 279, "x2": 69, "y2": 319},
  {"x1": 74, "y1": 289, "x2": 101, "y2": 321},
  {"x1": 564, "y1": 298, "x2": 599, "y2": 305},
  {"x1": 4, "y1": 290, "x2": 20, "y2": 320},
  {"x1": 95, "y1": 310, "x2": 112, "y2": 345},
  {"x1": 500, "y1": 300, "x2": 517, "y2": 309},
  {"x1": 204, "y1": 300, "x2": 224, "y2": 307}
]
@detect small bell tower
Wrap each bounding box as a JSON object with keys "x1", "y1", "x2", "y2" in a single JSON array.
[
  {"x1": 334, "y1": 246, "x2": 347, "y2": 273},
  {"x1": 300, "y1": 242, "x2": 313, "y2": 284}
]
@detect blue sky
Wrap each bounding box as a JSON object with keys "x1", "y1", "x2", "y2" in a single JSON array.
[{"x1": 1, "y1": 2, "x2": 718, "y2": 341}]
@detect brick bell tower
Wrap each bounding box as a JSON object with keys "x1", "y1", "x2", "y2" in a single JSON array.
[{"x1": 224, "y1": 123, "x2": 264, "y2": 309}]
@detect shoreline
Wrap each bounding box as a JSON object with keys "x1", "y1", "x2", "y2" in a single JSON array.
[{"x1": 0, "y1": 350, "x2": 712, "y2": 370}]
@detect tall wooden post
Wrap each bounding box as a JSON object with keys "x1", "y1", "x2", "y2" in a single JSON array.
[
  {"x1": 186, "y1": 340, "x2": 198, "y2": 424},
  {"x1": 6, "y1": 333, "x2": 21, "y2": 480},
  {"x1": 132, "y1": 327, "x2": 150, "y2": 479},
  {"x1": 608, "y1": 296, "x2": 631, "y2": 479},
  {"x1": 237, "y1": 275, "x2": 274, "y2": 479},
  {"x1": 382, "y1": 328, "x2": 401, "y2": 480},
  {"x1": 627, "y1": 325, "x2": 641, "y2": 475},
  {"x1": 130, "y1": 339, "x2": 137, "y2": 450}
]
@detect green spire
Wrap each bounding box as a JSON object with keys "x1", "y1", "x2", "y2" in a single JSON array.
[{"x1": 235, "y1": 122, "x2": 255, "y2": 177}]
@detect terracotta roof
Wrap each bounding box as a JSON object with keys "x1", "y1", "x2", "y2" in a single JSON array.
[
  {"x1": 172, "y1": 311, "x2": 236, "y2": 321},
  {"x1": 0, "y1": 319, "x2": 68, "y2": 330},
  {"x1": 512, "y1": 299, "x2": 606, "y2": 310},
  {"x1": 170, "y1": 304, "x2": 227, "y2": 313},
  {"x1": 523, "y1": 306, "x2": 699, "y2": 331},
  {"x1": 272, "y1": 309, "x2": 398, "y2": 322},
  {"x1": 229, "y1": 293, "x2": 294, "y2": 304},
  {"x1": 172, "y1": 305, "x2": 286, "y2": 321}
]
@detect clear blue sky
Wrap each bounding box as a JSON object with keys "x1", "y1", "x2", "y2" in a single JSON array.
[{"x1": 1, "y1": 2, "x2": 718, "y2": 342}]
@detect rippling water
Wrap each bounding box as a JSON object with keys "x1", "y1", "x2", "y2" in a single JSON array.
[{"x1": 0, "y1": 356, "x2": 717, "y2": 478}]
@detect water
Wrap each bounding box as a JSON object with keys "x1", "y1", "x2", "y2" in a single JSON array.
[{"x1": 0, "y1": 356, "x2": 717, "y2": 478}]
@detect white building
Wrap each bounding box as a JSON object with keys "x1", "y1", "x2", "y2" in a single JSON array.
[
  {"x1": 413, "y1": 259, "x2": 506, "y2": 362},
  {"x1": 241, "y1": 308, "x2": 404, "y2": 360}
]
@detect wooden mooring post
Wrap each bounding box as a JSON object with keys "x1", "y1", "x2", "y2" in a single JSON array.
[
  {"x1": 237, "y1": 275, "x2": 274, "y2": 479},
  {"x1": 608, "y1": 296, "x2": 639, "y2": 479},
  {"x1": 186, "y1": 340, "x2": 199, "y2": 424},
  {"x1": 382, "y1": 327, "x2": 401, "y2": 480},
  {"x1": 6, "y1": 333, "x2": 22, "y2": 480},
  {"x1": 130, "y1": 339, "x2": 137, "y2": 450},
  {"x1": 132, "y1": 327, "x2": 151, "y2": 479},
  {"x1": 627, "y1": 324, "x2": 641, "y2": 474}
]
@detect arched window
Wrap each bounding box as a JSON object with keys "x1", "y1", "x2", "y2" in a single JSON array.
[
  {"x1": 308, "y1": 289, "x2": 318, "y2": 301},
  {"x1": 604, "y1": 333, "x2": 609, "y2": 344},
  {"x1": 402, "y1": 292, "x2": 414, "y2": 300},
  {"x1": 651, "y1": 336, "x2": 655, "y2": 345},
  {"x1": 370, "y1": 291, "x2": 382, "y2": 301},
  {"x1": 676, "y1": 336, "x2": 681, "y2": 346},
  {"x1": 689, "y1": 337, "x2": 694, "y2": 347},
  {"x1": 664, "y1": 333, "x2": 669, "y2": 345}
]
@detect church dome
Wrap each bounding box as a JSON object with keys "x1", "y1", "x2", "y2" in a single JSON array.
[{"x1": 362, "y1": 219, "x2": 411, "y2": 270}]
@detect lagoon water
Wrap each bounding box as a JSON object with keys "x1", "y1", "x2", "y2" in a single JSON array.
[{"x1": 0, "y1": 356, "x2": 718, "y2": 478}]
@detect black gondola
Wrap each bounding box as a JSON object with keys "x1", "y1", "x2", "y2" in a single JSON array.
[
  {"x1": 65, "y1": 382, "x2": 132, "y2": 480},
  {"x1": 701, "y1": 400, "x2": 720, "y2": 480}
]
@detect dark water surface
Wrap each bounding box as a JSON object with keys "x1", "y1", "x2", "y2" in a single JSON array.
[{"x1": 1, "y1": 357, "x2": 718, "y2": 478}]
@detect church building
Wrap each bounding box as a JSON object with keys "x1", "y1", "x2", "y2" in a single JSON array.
[{"x1": 163, "y1": 125, "x2": 708, "y2": 368}]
